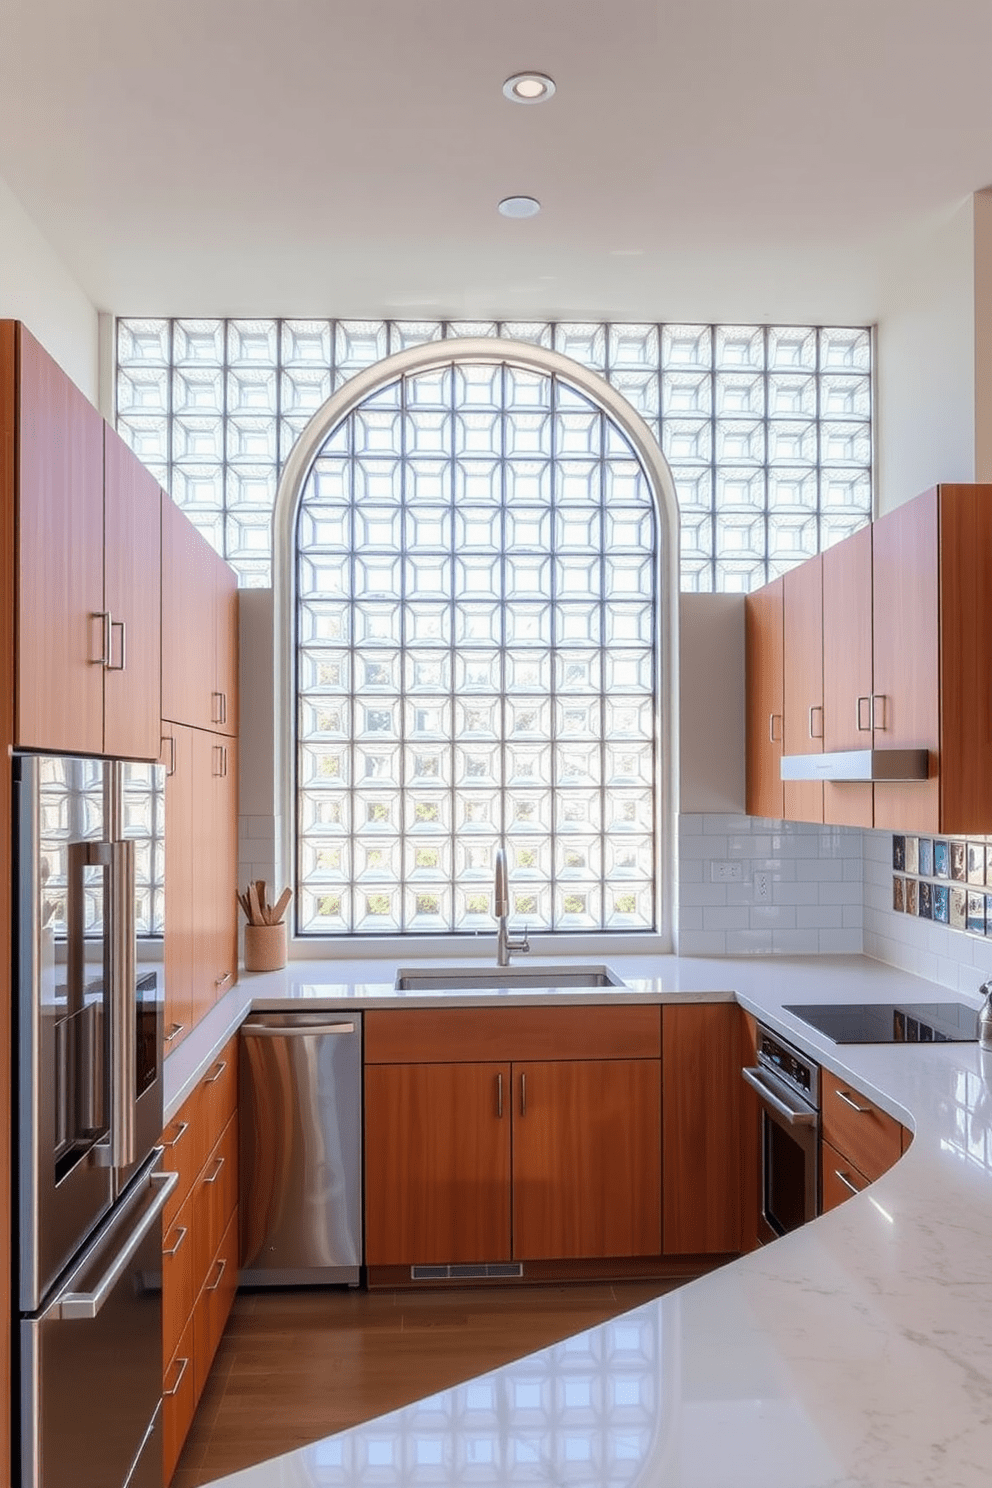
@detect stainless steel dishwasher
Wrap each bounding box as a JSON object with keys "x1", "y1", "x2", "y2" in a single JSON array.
[{"x1": 239, "y1": 1011, "x2": 362, "y2": 1285}]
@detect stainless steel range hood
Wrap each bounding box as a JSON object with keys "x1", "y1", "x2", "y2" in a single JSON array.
[{"x1": 780, "y1": 749, "x2": 929, "y2": 782}]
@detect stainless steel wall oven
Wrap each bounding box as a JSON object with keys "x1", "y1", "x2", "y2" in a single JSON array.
[{"x1": 742, "y1": 1024, "x2": 820, "y2": 1243}]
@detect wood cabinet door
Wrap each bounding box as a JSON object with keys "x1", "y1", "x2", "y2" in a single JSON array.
[
  {"x1": 822, "y1": 523, "x2": 874, "y2": 828},
  {"x1": 190, "y1": 730, "x2": 222, "y2": 1026},
  {"x1": 162, "y1": 496, "x2": 213, "y2": 730},
  {"x1": 745, "y1": 577, "x2": 784, "y2": 819},
  {"x1": 215, "y1": 733, "x2": 238, "y2": 1001},
  {"x1": 511, "y1": 1059, "x2": 661, "y2": 1261},
  {"x1": 662, "y1": 1004, "x2": 742, "y2": 1255},
  {"x1": 16, "y1": 325, "x2": 104, "y2": 753},
  {"x1": 163, "y1": 724, "x2": 194, "y2": 1051},
  {"x1": 103, "y1": 427, "x2": 162, "y2": 759},
  {"x1": 364, "y1": 1063, "x2": 511, "y2": 1265},
  {"x1": 212, "y1": 550, "x2": 238, "y2": 737},
  {"x1": 872, "y1": 490, "x2": 939, "y2": 832},
  {"x1": 782, "y1": 555, "x2": 824, "y2": 824}
]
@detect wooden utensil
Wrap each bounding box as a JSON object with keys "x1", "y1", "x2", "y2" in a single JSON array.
[
  {"x1": 248, "y1": 882, "x2": 263, "y2": 927},
  {"x1": 270, "y1": 887, "x2": 293, "y2": 925}
]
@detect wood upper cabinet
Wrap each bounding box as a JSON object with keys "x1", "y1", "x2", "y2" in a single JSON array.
[
  {"x1": 162, "y1": 723, "x2": 194, "y2": 1052},
  {"x1": 782, "y1": 554, "x2": 824, "y2": 825},
  {"x1": 512, "y1": 1059, "x2": 661, "y2": 1261},
  {"x1": 745, "y1": 576, "x2": 784, "y2": 819},
  {"x1": 103, "y1": 425, "x2": 162, "y2": 759},
  {"x1": 162, "y1": 495, "x2": 239, "y2": 736},
  {"x1": 11, "y1": 325, "x2": 163, "y2": 759},
  {"x1": 822, "y1": 524, "x2": 874, "y2": 829},
  {"x1": 662, "y1": 1003, "x2": 742, "y2": 1255},
  {"x1": 190, "y1": 729, "x2": 238, "y2": 1020},
  {"x1": 364, "y1": 1062, "x2": 512, "y2": 1266},
  {"x1": 15, "y1": 324, "x2": 105, "y2": 754}
]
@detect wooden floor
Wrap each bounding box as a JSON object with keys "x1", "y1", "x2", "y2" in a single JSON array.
[{"x1": 172, "y1": 1279, "x2": 675, "y2": 1486}]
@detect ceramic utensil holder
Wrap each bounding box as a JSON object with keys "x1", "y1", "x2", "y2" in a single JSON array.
[{"x1": 244, "y1": 921, "x2": 287, "y2": 973}]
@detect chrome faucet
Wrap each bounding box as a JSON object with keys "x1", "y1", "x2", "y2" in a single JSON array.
[{"x1": 494, "y1": 846, "x2": 530, "y2": 967}]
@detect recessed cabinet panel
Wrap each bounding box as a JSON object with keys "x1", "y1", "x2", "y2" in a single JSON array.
[
  {"x1": 782, "y1": 555, "x2": 824, "y2": 825},
  {"x1": 163, "y1": 724, "x2": 194, "y2": 1053},
  {"x1": 103, "y1": 428, "x2": 162, "y2": 760},
  {"x1": 822, "y1": 524, "x2": 874, "y2": 828},
  {"x1": 745, "y1": 577, "x2": 784, "y2": 819}
]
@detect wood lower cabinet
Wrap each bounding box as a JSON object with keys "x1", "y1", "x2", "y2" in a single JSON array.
[
  {"x1": 365, "y1": 1062, "x2": 511, "y2": 1265},
  {"x1": 364, "y1": 1007, "x2": 663, "y2": 1270},
  {"x1": 161, "y1": 1038, "x2": 238, "y2": 1484},
  {"x1": 512, "y1": 1059, "x2": 661, "y2": 1261},
  {"x1": 745, "y1": 576, "x2": 784, "y2": 819},
  {"x1": 820, "y1": 1068, "x2": 903, "y2": 1184},
  {"x1": 662, "y1": 1004, "x2": 743, "y2": 1255}
]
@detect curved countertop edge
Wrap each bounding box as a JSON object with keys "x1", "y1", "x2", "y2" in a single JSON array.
[{"x1": 169, "y1": 952, "x2": 992, "y2": 1488}]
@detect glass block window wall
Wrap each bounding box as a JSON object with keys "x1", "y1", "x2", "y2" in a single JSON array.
[{"x1": 116, "y1": 319, "x2": 873, "y2": 591}]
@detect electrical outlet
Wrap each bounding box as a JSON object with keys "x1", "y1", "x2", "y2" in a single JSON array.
[
  {"x1": 711, "y1": 861, "x2": 743, "y2": 883},
  {"x1": 754, "y1": 871, "x2": 770, "y2": 902}
]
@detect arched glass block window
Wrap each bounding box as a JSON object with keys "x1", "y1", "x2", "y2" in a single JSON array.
[{"x1": 279, "y1": 341, "x2": 679, "y2": 940}]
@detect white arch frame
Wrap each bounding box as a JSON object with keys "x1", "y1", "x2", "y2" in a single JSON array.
[{"x1": 272, "y1": 337, "x2": 680, "y2": 953}]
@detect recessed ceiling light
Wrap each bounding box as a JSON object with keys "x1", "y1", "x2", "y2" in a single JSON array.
[
  {"x1": 503, "y1": 71, "x2": 556, "y2": 104},
  {"x1": 498, "y1": 196, "x2": 541, "y2": 219}
]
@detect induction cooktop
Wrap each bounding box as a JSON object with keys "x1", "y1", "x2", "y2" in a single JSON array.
[{"x1": 782, "y1": 1001, "x2": 979, "y2": 1044}]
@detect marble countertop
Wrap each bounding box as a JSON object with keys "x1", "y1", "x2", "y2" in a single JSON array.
[{"x1": 176, "y1": 952, "x2": 992, "y2": 1486}]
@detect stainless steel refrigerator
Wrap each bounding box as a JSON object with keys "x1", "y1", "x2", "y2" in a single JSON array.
[{"x1": 14, "y1": 753, "x2": 173, "y2": 1488}]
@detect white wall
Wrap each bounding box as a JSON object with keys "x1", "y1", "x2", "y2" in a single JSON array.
[
  {"x1": 874, "y1": 198, "x2": 976, "y2": 513},
  {"x1": 0, "y1": 173, "x2": 99, "y2": 402}
]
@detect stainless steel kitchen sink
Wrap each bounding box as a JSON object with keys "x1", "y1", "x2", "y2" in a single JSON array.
[{"x1": 394, "y1": 964, "x2": 626, "y2": 991}]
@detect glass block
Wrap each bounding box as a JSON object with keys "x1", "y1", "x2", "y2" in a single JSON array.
[
  {"x1": 556, "y1": 411, "x2": 601, "y2": 458},
  {"x1": 454, "y1": 363, "x2": 502, "y2": 408},
  {"x1": 505, "y1": 460, "x2": 550, "y2": 505},
  {"x1": 282, "y1": 367, "x2": 333, "y2": 414},
  {"x1": 299, "y1": 743, "x2": 350, "y2": 790},
  {"x1": 556, "y1": 744, "x2": 600, "y2": 787},
  {"x1": 405, "y1": 886, "x2": 452, "y2": 931},
  {"x1": 768, "y1": 468, "x2": 818, "y2": 510},
  {"x1": 354, "y1": 887, "x2": 400, "y2": 933},
  {"x1": 117, "y1": 319, "x2": 170, "y2": 365},
  {"x1": 506, "y1": 369, "x2": 552, "y2": 408},
  {"x1": 820, "y1": 471, "x2": 872, "y2": 509},
  {"x1": 170, "y1": 465, "x2": 224, "y2": 511},
  {"x1": 670, "y1": 466, "x2": 713, "y2": 511},
  {"x1": 455, "y1": 602, "x2": 500, "y2": 648},
  {"x1": 230, "y1": 417, "x2": 279, "y2": 463},
  {"x1": 555, "y1": 508, "x2": 599, "y2": 551},
  {"x1": 446, "y1": 321, "x2": 499, "y2": 339},
  {"x1": 173, "y1": 320, "x2": 224, "y2": 363},
  {"x1": 555, "y1": 837, "x2": 601, "y2": 878},
  {"x1": 230, "y1": 559, "x2": 270, "y2": 587},
  {"x1": 357, "y1": 698, "x2": 399, "y2": 740},
  {"x1": 604, "y1": 650, "x2": 653, "y2": 693},
  {"x1": 508, "y1": 883, "x2": 550, "y2": 930},
  {"x1": 605, "y1": 697, "x2": 652, "y2": 741},
  {"x1": 605, "y1": 508, "x2": 653, "y2": 551},
  {"x1": 506, "y1": 508, "x2": 551, "y2": 551},
  {"x1": 767, "y1": 374, "x2": 816, "y2": 418},
  {"x1": 606, "y1": 881, "x2": 653, "y2": 929},
  {"x1": 354, "y1": 459, "x2": 402, "y2": 504},
  {"x1": 406, "y1": 697, "x2": 451, "y2": 741},
  {"x1": 226, "y1": 468, "x2": 277, "y2": 512},
  {"x1": 455, "y1": 791, "x2": 502, "y2": 834},
  {"x1": 354, "y1": 838, "x2": 400, "y2": 880},
  {"x1": 556, "y1": 602, "x2": 602, "y2": 647},
  {"x1": 554, "y1": 324, "x2": 607, "y2": 369},
  {"x1": 356, "y1": 652, "x2": 400, "y2": 692},
  {"x1": 609, "y1": 324, "x2": 659, "y2": 369},
  {"x1": 663, "y1": 325, "x2": 712, "y2": 368},
  {"x1": 605, "y1": 554, "x2": 652, "y2": 599},
  {"x1": 173, "y1": 367, "x2": 223, "y2": 416},
  {"x1": 405, "y1": 457, "x2": 451, "y2": 504},
  {"x1": 354, "y1": 791, "x2": 401, "y2": 836},
  {"x1": 354, "y1": 554, "x2": 400, "y2": 599},
  {"x1": 117, "y1": 367, "x2": 170, "y2": 416},
  {"x1": 820, "y1": 421, "x2": 871, "y2": 465},
  {"x1": 406, "y1": 507, "x2": 452, "y2": 552},
  {"x1": 605, "y1": 790, "x2": 653, "y2": 833},
  {"x1": 716, "y1": 467, "x2": 765, "y2": 510},
  {"x1": 766, "y1": 327, "x2": 816, "y2": 370},
  {"x1": 407, "y1": 744, "x2": 450, "y2": 787},
  {"x1": 507, "y1": 791, "x2": 551, "y2": 833},
  {"x1": 556, "y1": 791, "x2": 601, "y2": 835},
  {"x1": 715, "y1": 559, "x2": 767, "y2": 592},
  {"x1": 506, "y1": 698, "x2": 551, "y2": 739},
  {"x1": 298, "y1": 887, "x2": 350, "y2": 934},
  {"x1": 680, "y1": 559, "x2": 714, "y2": 592},
  {"x1": 715, "y1": 325, "x2": 764, "y2": 370},
  {"x1": 406, "y1": 367, "x2": 452, "y2": 408},
  {"x1": 456, "y1": 837, "x2": 499, "y2": 879},
  {"x1": 555, "y1": 652, "x2": 601, "y2": 694},
  {"x1": 402, "y1": 836, "x2": 452, "y2": 881},
  {"x1": 172, "y1": 416, "x2": 222, "y2": 462},
  {"x1": 455, "y1": 458, "x2": 501, "y2": 504},
  {"x1": 820, "y1": 328, "x2": 871, "y2": 371},
  {"x1": 455, "y1": 744, "x2": 501, "y2": 788},
  {"x1": 554, "y1": 460, "x2": 600, "y2": 505},
  {"x1": 821, "y1": 373, "x2": 871, "y2": 419},
  {"x1": 281, "y1": 320, "x2": 332, "y2": 366},
  {"x1": 508, "y1": 838, "x2": 548, "y2": 881},
  {"x1": 353, "y1": 745, "x2": 399, "y2": 790},
  {"x1": 306, "y1": 457, "x2": 350, "y2": 505},
  {"x1": 405, "y1": 792, "x2": 450, "y2": 835},
  {"x1": 455, "y1": 697, "x2": 500, "y2": 739},
  {"x1": 716, "y1": 513, "x2": 764, "y2": 560},
  {"x1": 680, "y1": 511, "x2": 712, "y2": 561},
  {"x1": 498, "y1": 322, "x2": 553, "y2": 347},
  {"x1": 505, "y1": 651, "x2": 549, "y2": 694},
  {"x1": 556, "y1": 555, "x2": 600, "y2": 599},
  {"x1": 117, "y1": 418, "x2": 169, "y2": 470},
  {"x1": 606, "y1": 743, "x2": 652, "y2": 787},
  {"x1": 505, "y1": 603, "x2": 551, "y2": 648},
  {"x1": 662, "y1": 370, "x2": 711, "y2": 417},
  {"x1": 389, "y1": 321, "x2": 444, "y2": 351},
  {"x1": 336, "y1": 321, "x2": 389, "y2": 375},
  {"x1": 455, "y1": 652, "x2": 500, "y2": 693},
  {"x1": 407, "y1": 411, "x2": 451, "y2": 457},
  {"x1": 505, "y1": 745, "x2": 550, "y2": 789},
  {"x1": 354, "y1": 506, "x2": 400, "y2": 551},
  {"x1": 227, "y1": 319, "x2": 277, "y2": 365},
  {"x1": 300, "y1": 839, "x2": 349, "y2": 883},
  {"x1": 455, "y1": 884, "x2": 499, "y2": 929},
  {"x1": 768, "y1": 422, "x2": 817, "y2": 464},
  {"x1": 298, "y1": 607, "x2": 350, "y2": 656},
  {"x1": 604, "y1": 420, "x2": 636, "y2": 459},
  {"x1": 715, "y1": 373, "x2": 765, "y2": 418},
  {"x1": 406, "y1": 603, "x2": 450, "y2": 646},
  {"x1": 301, "y1": 698, "x2": 350, "y2": 739},
  {"x1": 820, "y1": 510, "x2": 871, "y2": 549},
  {"x1": 505, "y1": 412, "x2": 552, "y2": 459},
  {"x1": 607, "y1": 836, "x2": 654, "y2": 877},
  {"x1": 298, "y1": 790, "x2": 350, "y2": 836},
  {"x1": 227, "y1": 510, "x2": 274, "y2": 556},
  {"x1": 456, "y1": 554, "x2": 500, "y2": 599},
  {"x1": 405, "y1": 651, "x2": 450, "y2": 693},
  {"x1": 663, "y1": 419, "x2": 711, "y2": 464},
  {"x1": 715, "y1": 420, "x2": 764, "y2": 464},
  {"x1": 454, "y1": 507, "x2": 500, "y2": 551},
  {"x1": 354, "y1": 409, "x2": 402, "y2": 458},
  {"x1": 555, "y1": 883, "x2": 601, "y2": 930}
]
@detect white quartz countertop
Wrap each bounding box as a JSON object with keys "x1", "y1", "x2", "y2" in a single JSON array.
[{"x1": 179, "y1": 953, "x2": 992, "y2": 1486}]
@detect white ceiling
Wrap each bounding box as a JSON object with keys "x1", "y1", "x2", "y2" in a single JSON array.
[{"x1": 2, "y1": 0, "x2": 992, "y2": 323}]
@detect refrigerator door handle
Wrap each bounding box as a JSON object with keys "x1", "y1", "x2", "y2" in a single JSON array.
[
  {"x1": 57, "y1": 1168, "x2": 178, "y2": 1320},
  {"x1": 109, "y1": 839, "x2": 138, "y2": 1171}
]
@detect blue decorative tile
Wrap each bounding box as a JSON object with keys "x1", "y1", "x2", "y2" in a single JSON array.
[
  {"x1": 918, "y1": 838, "x2": 933, "y2": 877},
  {"x1": 933, "y1": 884, "x2": 949, "y2": 923},
  {"x1": 934, "y1": 840, "x2": 949, "y2": 878}
]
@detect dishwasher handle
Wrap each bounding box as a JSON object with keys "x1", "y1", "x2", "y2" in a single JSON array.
[{"x1": 242, "y1": 1021, "x2": 356, "y2": 1038}]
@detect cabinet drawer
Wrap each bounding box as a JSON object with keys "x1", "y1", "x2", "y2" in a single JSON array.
[
  {"x1": 201, "y1": 1037, "x2": 238, "y2": 1134},
  {"x1": 365, "y1": 1005, "x2": 661, "y2": 1064},
  {"x1": 163, "y1": 1315, "x2": 196, "y2": 1486},
  {"x1": 821, "y1": 1140, "x2": 869, "y2": 1212},
  {"x1": 162, "y1": 1188, "x2": 195, "y2": 1368},
  {"x1": 820, "y1": 1070, "x2": 902, "y2": 1182},
  {"x1": 161, "y1": 1091, "x2": 207, "y2": 1230},
  {"x1": 193, "y1": 1209, "x2": 239, "y2": 1400},
  {"x1": 201, "y1": 1111, "x2": 239, "y2": 1267}
]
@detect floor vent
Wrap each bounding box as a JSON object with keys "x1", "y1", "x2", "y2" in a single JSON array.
[{"x1": 411, "y1": 1263, "x2": 524, "y2": 1282}]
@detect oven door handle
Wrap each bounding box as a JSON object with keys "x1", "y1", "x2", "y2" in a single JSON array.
[{"x1": 742, "y1": 1066, "x2": 817, "y2": 1126}]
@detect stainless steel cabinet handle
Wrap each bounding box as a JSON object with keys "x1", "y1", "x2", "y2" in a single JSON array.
[
  {"x1": 203, "y1": 1156, "x2": 225, "y2": 1185},
  {"x1": 58, "y1": 1169, "x2": 178, "y2": 1320},
  {"x1": 520, "y1": 1071, "x2": 527, "y2": 1117},
  {"x1": 107, "y1": 618, "x2": 126, "y2": 671},
  {"x1": 497, "y1": 1072, "x2": 503, "y2": 1118},
  {"x1": 163, "y1": 1356, "x2": 189, "y2": 1397},
  {"x1": 162, "y1": 1119, "x2": 188, "y2": 1149},
  {"x1": 768, "y1": 712, "x2": 783, "y2": 744},
  {"x1": 856, "y1": 695, "x2": 872, "y2": 732},
  {"x1": 220, "y1": 691, "x2": 228, "y2": 725},
  {"x1": 204, "y1": 1059, "x2": 227, "y2": 1084},
  {"x1": 834, "y1": 1169, "x2": 862, "y2": 1197},
  {"x1": 163, "y1": 1225, "x2": 188, "y2": 1257},
  {"x1": 241, "y1": 1022, "x2": 356, "y2": 1038},
  {"x1": 835, "y1": 1088, "x2": 873, "y2": 1115},
  {"x1": 93, "y1": 611, "x2": 112, "y2": 666},
  {"x1": 165, "y1": 1021, "x2": 185, "y2": 1044},
  {"x1": 212, "y1": 690, "x2": 225, "y2": 726},
  {"x1": 163, "y1": 734, "x2": 177, "y2": 777},
  {"x1": 206, "y1": 1258, "x2": 227, "y2": 1292},
  {"x1": 741, "y1": 1067, "x2": 817, "y2": 1126},
  {"x1": 808, "y1": 704, "x2": 823, "y2": 739},
  {"x1": 215, "y1": 972, "x2": 233, "y2": 989},
  {"x1": 871, "y1": 693, "x2": 887, "y2": 731}
]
